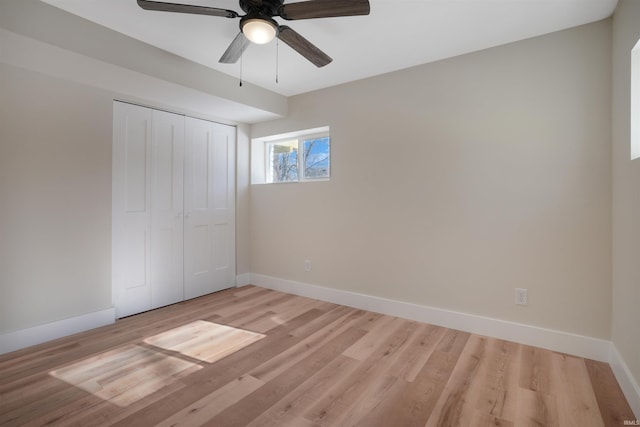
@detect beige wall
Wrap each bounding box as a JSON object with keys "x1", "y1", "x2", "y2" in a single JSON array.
[
  {"x1": 251, "y1": 20, "x2": 613, "y2": 339},
  {"x1": 236, "y1": 123, "x2": 251, "y2": 276},
  {"x1": 0, "y1": 63, "x2": 113, "y2": 332},
  {"x1": 612, "y1": 0, "x2": 640, "y2": 390}
]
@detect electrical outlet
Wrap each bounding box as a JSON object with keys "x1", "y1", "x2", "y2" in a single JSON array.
[
  {"x1": 515, "y1": 288, "x2": 528, "y2": 306},
  {"x1": 304, "y1": 259, "x2": 312, "y2": 272}
]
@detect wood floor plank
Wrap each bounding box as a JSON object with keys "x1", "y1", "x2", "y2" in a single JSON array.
[
  {"x1": 155, "y1": 375, "x2": 265, "y2": 427},
  {"x1": 201, "y1": 327, "x2": 367, "y2": 427},
  {"x1": 552, "y1": 353, "x2": 605, "y2": 427},
  {"x1": 341, "y1": 315, "x2": 403, "y2": 360},
  {"x1": 251, "y1": 320, "x2": 442, "y2": 427},
  {"x1": 232, "y1": 284, "x2": 267, "y2": 298},
  {"x1": 437, "y1": 327, "x2": 472, "y2": 355},
  {"x1": 246, "y1": 355, "x2": 360, "y2": 427},
  {"x1": 356, "y1": 348, "x2": 462, "y2": 426},
  {"x1": 327, "y1": 373, "x2": 407, "y2": 427},
  {"x1": 249, "y1": 308, "x2": 367, "y2": 382},
  {"x1": 0, "y1": 286, "x2": 633, "y2": 427},
  {"x1": 468, "y1": 411, "x2": 514, "y2": 427},
  {"x1": 288, "y1": 305, "x2": 369, "y2": 337},
  {"x1": 473, "y1": 338, "x2": 520, "y2": 422},
  {"x1": 144, "y1": 320, "x2": 265, "y2": 364},
  {"x1": 255, "y1": 295, "x2": 329, "y2": 324},
  {"x1": 57, "y1": 377, "x2": 188, "y2": 427},
  {"x1": 519, "y1": 344, "x2": 554, "y2": 394},
  {"x1": 24, "y1": 393, "x2": 113, "y2": 427},
  {"x1": 585, "y1": 359, "x2": 636, "y2": 426},
  {"x1": 425, "y1": 334, "x2": 488, "y2": 426},
  {"x1": 1, "y1": 381, "x2": 92, "y2": 426},
  {"x1": 387, "y1": 323, "x2": 447, "y2": 383},
  {"x1": 213, "y1": 291, "x2": 295, "y2": 320},
  {"x1": 515, "y1": 386, "x2": 560, "y2": 427},
  {"x1": 0, "y1": 373, "x2": 67, "y2": 414},
  {"x1": 239, "y1": 297, "x2": 328, "y2": 334},
  {"x1": 303, "y1": 318, "x2": 419, "y2": 426}
]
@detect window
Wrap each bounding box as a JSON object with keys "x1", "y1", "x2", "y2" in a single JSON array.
[
  {"x1": 266, "y1": 139, "x2": 299, "y2": 183},
  {"x1": 302, "y1": 136, "x2": 331, "y2": 180},
  {"x1": 252, "y1": 127, "x2": 330, "y2": 184}
]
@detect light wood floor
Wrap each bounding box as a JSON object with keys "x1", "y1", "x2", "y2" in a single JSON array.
[{"x1": 0, "y1": 285, "x2": 635, "y2": 426}]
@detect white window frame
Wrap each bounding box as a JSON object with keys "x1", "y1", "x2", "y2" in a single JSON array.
[{"x1": 251, "y1": 126, "x2": 330, "y2": 185}]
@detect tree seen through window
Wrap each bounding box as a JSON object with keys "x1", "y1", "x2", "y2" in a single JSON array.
[{"x1": 267, "y1": 135, "x2": 330, "y2": 183}]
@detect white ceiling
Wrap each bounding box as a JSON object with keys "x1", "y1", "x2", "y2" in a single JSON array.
[{"x1": 41, "y1": 0, "x2": 617, "y2": 97}]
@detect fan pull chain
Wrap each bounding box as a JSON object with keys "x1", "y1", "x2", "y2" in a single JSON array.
[
  {"x1": 275, "y1": 37, "x2": 279, "y2": 84},
  {"x1": 239, "y1": 37, "x2": 244, "y2": 87}
]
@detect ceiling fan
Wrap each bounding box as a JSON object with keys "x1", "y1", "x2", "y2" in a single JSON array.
[{"x1": 137, "y1": 0, "x2": 371, "y2": 67}]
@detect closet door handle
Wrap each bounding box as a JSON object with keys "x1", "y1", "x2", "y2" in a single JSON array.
[
  {"x1": 185, "y1": 211, "x2": 191, "y2": 218},
  {"x1": 175, "y1": 211, "x2": 183, "y2": 219}
]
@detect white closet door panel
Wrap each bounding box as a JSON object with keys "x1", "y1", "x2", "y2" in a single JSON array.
[
  {"x1": 191, "y1": 224, "x2": 211, "y2": 275},
  {"x1": 112, "y1": 102, "x2": 152, "y2": 318},
  {"x1": 184, "y1": 117, "x2": 236, "y2": 300},
  {"x1": 124, "y1": 124, "x2": 147, "y2": 212},
  {"x1": 210, "y1": 131, "x2": 235, "y2": 286},
  {"x1": 118, "y1": 228, "x2": 151, "y2": 316},
  {"x1": 150, "y1": 110, "x2": 184, "y2": 309},
  {"x1": 212, "y1": 223, "x2": 230, "y2": 270},
  {"x1": 184, "y1": 119, "x2": 213, "y2": 299},
  {"x1": 212, "y1": 138, "x2": 229, "y2": 210},
  {"x1": 123, "y1": 228, "x2": 147, "y2": 288},
  {"x1": 192, "y1": 135, "x2": 210, "y2": 210}
]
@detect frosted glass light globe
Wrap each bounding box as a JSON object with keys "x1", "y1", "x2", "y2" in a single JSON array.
[{"x1": 242, "y1": 18, "x2": 277, "y2": 44}]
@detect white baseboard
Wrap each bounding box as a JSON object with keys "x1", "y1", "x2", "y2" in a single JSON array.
[
  {"x1": 235, "y1": 273, "x2": 252, "y2": 287},
  {"x1": 609, "y1": 345, "x2": 640, "y2": 418},
  {"x1": 0, "y1": 307, "x2": 116, "y2": 355},
  {"x1": 251, "y1": 274, "x2": 610, "y2": 360},
  {"x1": 251, "y1": 274, "x2": 640, "y2": 416}
]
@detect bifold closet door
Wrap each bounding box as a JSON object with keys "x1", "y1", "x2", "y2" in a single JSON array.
[
  {"x1": 184, "y1": 117, "x2": 236, "y2": 299},
  {"x1": 149, "y1": 110, "x2": 185, "y2": 309},
  {"x1": 112, "y1": 103, "x2": 152, "y2": 318},
  {"x1": 112, "y1": 102, "x2": 185, "y2": 318}
]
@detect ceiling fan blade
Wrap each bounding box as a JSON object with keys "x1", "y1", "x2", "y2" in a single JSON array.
[
  {"x1": 279, "y1": 0, "x2": 370, "y2": 20},
  {"x1": 137, "y1": 0, "x2": 239, "y2": 18},
  {"x1": 278, "y1": 26, "x2": 332, "y2": 67},
  {"x1": 219, "y1": 32, "x2": 250, "y2": 64}
]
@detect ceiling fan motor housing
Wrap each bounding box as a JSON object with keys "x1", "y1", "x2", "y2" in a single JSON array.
[{"x1": 239, "y1": 0, "x2": 285, "y2": 17}]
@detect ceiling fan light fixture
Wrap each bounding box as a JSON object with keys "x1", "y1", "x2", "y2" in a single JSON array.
[
  {"x1": 138, "y1": 0, "x2": 372, "y2": 67},
  {"x1": 241, "y1": 17, "x2": 278, "y2": 44}
]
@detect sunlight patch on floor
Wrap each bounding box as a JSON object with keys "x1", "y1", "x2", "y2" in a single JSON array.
[
  {"x1": 50, "y1": 344, "x2": 200, "y2": 407},
  {"x1": 49, "y1": 321, "x2": 264, "y2": 407},
  {"x1": 144, "y1": 320, "x2": 265, "y2": 363}
]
